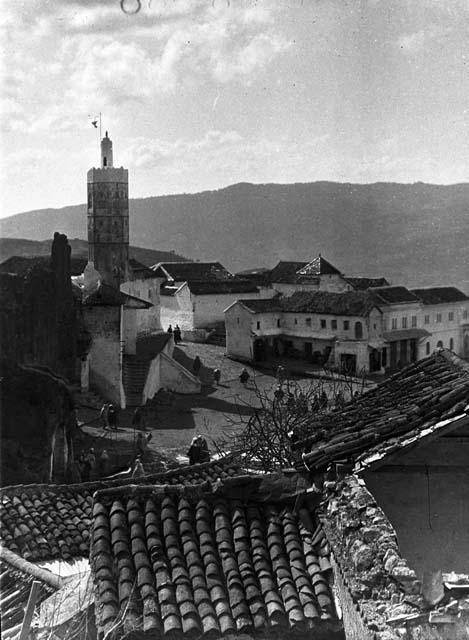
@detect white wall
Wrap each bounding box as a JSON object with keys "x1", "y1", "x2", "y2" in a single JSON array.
[
  {"x1": 83, "y1": 306, "x2": 122, "y2": 405},
  {"x1": 318, "y1": 274, "x2": 354, "y2": 292},
  {"x1": 121, "y1": 276, "x2": 163, "y2": 334},
  {"x1": 417, "y1": 301, "x2": 469, "y2": 356},
  {"x1": 225, "y1": 305, "x2": 254, "y2": 360},
  {"x1": 192, "y1": 290, "x2": 269, "y2": 328},
  {"x1": 160, "y1": 285, "x2": 194, "y2": 331}
]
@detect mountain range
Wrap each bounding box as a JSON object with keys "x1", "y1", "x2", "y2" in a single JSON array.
[{"x1": 1, "y1": 181, "x2": 468, "y2": 293}]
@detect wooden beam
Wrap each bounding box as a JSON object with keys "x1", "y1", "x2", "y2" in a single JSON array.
[{"x1": 19, "y1": 580, "x2": 40, "y2": 640}]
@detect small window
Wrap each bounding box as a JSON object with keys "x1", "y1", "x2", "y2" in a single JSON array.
[
  {"x1": 449, "y1": 337, "x2": 454, "y2": 351},
  {"x1": 277, "y1": 318, "x2": 281, "y2": 328},
  {"x1": 237, "y1": 317, "x2": 240, "y2": 324},
  {"x1": 391, "y1": 318, "x2": 397, "y2": 330},
  {"x1": 424, "y1": 314, "x2": 430, "y2": 324},
  {"x1": 401, "y1": 317, "x2": 407, "y2": 329},
  {"x1": 373, "y1": 323, "x2": 377, "y2": 330},
  {"x1": 464, "y1": 310, "x2": 468, "y2": 320},
  {"x1": 148, "y1": 289, "x2": 152, "y2": 299},
  {"x1": 294, "y1": 318, "x2": 298, "y2": 325},
  {"x1": 306, "y1": 318, "x2": 312, "y2": 327},
  {"x1": 426, "y1": 341, "x2": 430, "y2": 355},
  {"x1": 256, "y1": 321, "x2": 260, "y2": 330},
  {"x1": 436, "y1": 313, "x2": 442, "y2": 323},
  {"x1": 411, "y1": 316, "x2": 417, "y2": 327},
  {"x1": 320, "y1": 319, "x2": 327, "y2": 329},
  {"x1": 331, "y1": 319, "x2": 337, "y2": 330},
  {"x1": 448, "y1": 311, "x2": 454, "y2": 321},
  {"x1": 343, "y1": 320, "x2": 349, "y2": 331}
]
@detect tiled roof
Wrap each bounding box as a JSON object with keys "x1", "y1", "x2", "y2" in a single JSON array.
[
  {"x1": 345, "y1": 276, "x2": 390, "y2": 290},
  {"x1": 268, "y1": 261, "x2": 308, "y2": 283},
  {"x1": 295, "y1": 350, "x2": 469, "y2": 472},
  {"x1": 129, "y1": 258, "x2": 159, "y2": 280},
  {"x1": 411, "y1": 286, "x2": 469, "y2": 305},
  {"x1": 239, "y1": 290, "x2": 379, "y2": 317},
  {"x1": 372, "y1": 286, "x2": 420, "y2": 304},
  {"x1": 187, "y1": 279, "x2": 259, "y2": 295},
  {"x1": 82, "y1": 282, "x2": 152, "y2": 308},
  {"x1": 0, "y1": 459, "x2": 245, "y2": 562},
  {"x1": 296, "y1": 256, "x2": 342, "y2": 277},
  {"x1": 154, "y1": 262, "x2": 234, "y2": 282},
  {"x1": 90, "y1": 476, "x2": 339, "y2": 638}
]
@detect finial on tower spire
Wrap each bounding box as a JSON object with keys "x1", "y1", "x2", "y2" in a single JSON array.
[{"x1": 101, "y1": 132, "x2": 113, "y2": 168}]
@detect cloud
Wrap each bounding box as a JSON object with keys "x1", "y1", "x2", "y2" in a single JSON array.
[{"x1": 1, "y1": 0, "x2": 290, "y2": 134}]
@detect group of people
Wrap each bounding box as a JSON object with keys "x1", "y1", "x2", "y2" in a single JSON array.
[
  {"x1": 74, "y1": 447, "x2": 110, "y2": 482},
  {"x1": 100, "y1": 403, "x2": 118, "y2": 431},
  {"x1": 167, "y1": 324, "x2": 182, "y2": 344}
]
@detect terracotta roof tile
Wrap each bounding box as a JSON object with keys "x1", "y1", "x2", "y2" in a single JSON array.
[
  {"x1": 295, "y1": 350, "x2": 469, "y2": 472},
  {"x1": 90, "y1": 478, "x2": 339, "y2": 638},
  {"x1": 0, "y1": 458, "x2": 245, "y2": 562}
]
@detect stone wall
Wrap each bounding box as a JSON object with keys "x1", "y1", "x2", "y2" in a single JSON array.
[
  {"x1": 0, "y1": 232, "x2": 78, "y2": 381},
  {"x1": 0, "y1": 359, "x2": 76, "y2": 485}
]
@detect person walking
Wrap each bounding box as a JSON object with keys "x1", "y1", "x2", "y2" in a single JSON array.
[
  {"x1": 167, "y1": 325, "x2": 173, "y2": 334},
  {"x1": 174, "y1": 325, "x2": 181, "y2": 344},
  {"x1": 239, "y1": 368, "x2": 250, "y2": 386},
  {"x1": 213, "y1": 368, "x2": 221, "y2": 385}
]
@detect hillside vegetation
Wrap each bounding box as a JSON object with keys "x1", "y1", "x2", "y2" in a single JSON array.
[{"x1": 1, "y1": 181, "x2": 468, "y2": 292}]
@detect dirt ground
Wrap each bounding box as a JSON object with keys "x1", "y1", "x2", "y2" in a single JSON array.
[{"x1": 75, "y1": 343, "x2": 368, "y2": 471}]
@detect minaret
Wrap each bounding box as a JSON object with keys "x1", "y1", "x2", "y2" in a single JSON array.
[{"x1": 86, "y1": 132, "x2": 129, "y2": 288}]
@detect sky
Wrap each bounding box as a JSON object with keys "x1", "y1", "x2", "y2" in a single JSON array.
[{"x1": 1, "y1": 0, "x2": 469, "y2": 219}]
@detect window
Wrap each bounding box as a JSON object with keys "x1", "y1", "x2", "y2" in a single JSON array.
[
  {"x1": 331, "y1": 319, "x2": 337, "y2": 330},
  {"x1": 424, "y1": 314, "x2": 430, "y2": 324},
  {"x1": 401, "y1": 317, "x2": 407, "y2": 329},
  {"x1": 464, "y1": 310, "x2": 468, "y2": 320},
  {"x1": 237, "y1": 317, "x2": 240, "y2": 324},
  {"x1": 391, "y1": 318, "x2": 397, "y2": 330},
  {"x1": 448, "y1": 311, "x2": 454, "y2": 321},
  {"x1": 256, "y1": 321, "x2": 260, "y2": 330},
  {"x1": 306, "y1": 318, "x2": 312, "y2": 327},
  {"x1": 277, "y1": 318, "x2": 281, "y2": 328},
  {"x1": 294, "y1": 318, "x2": 298, "y2": 325},
  {"x1": 426, "y1": 341, "x2": 430, "y2": 355},
  {"x1": 437, "y1": 340, "x2": 443, "y2": 348},
  {"x1": 320, "y1": 319, "x2": 327, "y2": 329},
  {"x1": 449, "y1": 337, "x2": 454, "y2": 351},
  {"x1": 411, "y1": 316, "x2": 417, "y2": 327},
  {"x1": 436, "y1": 313, "x2": 442, "y2": 323},
  {"x1": 343, "y1": 320, "x2": 349, "y2": 330},
  {"x1": 148, "y1": 289, "x2": 152, "y2": 299}
]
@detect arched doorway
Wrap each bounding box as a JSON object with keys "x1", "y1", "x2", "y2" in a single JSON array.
[{"x1": 437, "y1": 340, "x2": 443, "y2": 349}]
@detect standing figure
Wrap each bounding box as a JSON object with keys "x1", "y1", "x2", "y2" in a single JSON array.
[
  {"x1": 132, "y1": 407, "x2": 143, "y2": 430},
  {"x1": 193, "y1": 356, "x2": 202, "y2": 377},
  {"x1": 174, "y1": 325, "x2": 181, "y2": 344},
  {"x1": 100, "y1": 403, "x2": 109, "y2": 430},
  {"x1": 132, "y1": 456, "x2": 145, "y2": 478},
  {"x1": 99, "y1": 449, "x2": 110, "y2": 477},
  {"x1": 213, "y1": 368, "x2": 221, "y2": 385},
  {"x1": 239, "y1": 368, "x2": 250, "y2": 386},
  {"x1": 167, "y1": 325, "x2": 173, "y2": 334},
  {"x1": 107, "y1": 404, "x2": 118, "y2": 430}
]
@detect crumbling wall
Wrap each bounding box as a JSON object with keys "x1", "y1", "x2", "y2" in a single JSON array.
[
  {"x1": 0, "y1": 233, "x2": 78, "y2": 381},
  {"x1": 0, "y1": 359, "x2": 76, "y2": 485}
]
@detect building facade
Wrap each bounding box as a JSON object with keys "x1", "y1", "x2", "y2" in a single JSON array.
[{"x1": 225, "y1": 291, "x2": 384, "y2": 374}]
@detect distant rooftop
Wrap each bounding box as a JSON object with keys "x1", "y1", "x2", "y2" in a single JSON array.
[{"x1": 411, "y1": 286, "x2": 469, "y2": 305}]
